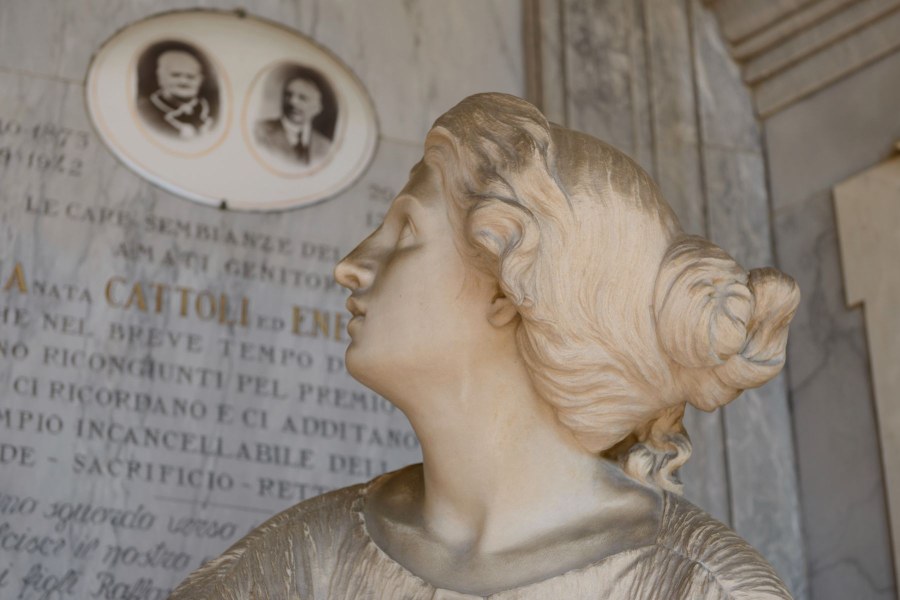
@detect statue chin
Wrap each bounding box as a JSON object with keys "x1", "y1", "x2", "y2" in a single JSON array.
[{"x1": 167, "y1": 93, "x2": 798, "y2": 600}]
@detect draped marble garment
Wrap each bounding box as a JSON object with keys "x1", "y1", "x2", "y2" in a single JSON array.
[{"x1": 169, "y1": 473, "x2": 792, "y2": 600}]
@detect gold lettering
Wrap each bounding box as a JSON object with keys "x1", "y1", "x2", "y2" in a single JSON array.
[
  {"x1": 218, "y1": 294, "x2": 235, "y2": 326},
  {"x1": 176, "y1": 287, "x2": 192, "y2": 317},
  {"x1": 291, "y1": 306, "x2": 305, "y2": 335},
  {"x1": 334, "y1": 313, "x2": 347, "y2": 342},
  {"x1": 105, "y1": 276, "x2": 126, "y2": 306},
  {"x1": 217, "y1": 295, "x2": 251, "y2": 328},
  {"x1": 3, "y1": 263, "x2": 28, "y2": 293},
  {"x1": 313, "y1": 310, "x2": 329, "y2": 338},
  {"x1": 291, "y1": 306, "x2": 340, "y2": 339},
  {"x1": 124, "y1": 283, "x2": 148, "y2": 311},
  {"x1": 104, "y1": 277, "x2": 249, "y2": 329},
  {"x1": 153, "y1": 283, "x2": 166, "y2": 313},
  {"x1": 195, "y1": 291, "x2": 216, "y2": 320},
  {"x1": 240, "y1": 297, "x2": 250, "y2": 327}
]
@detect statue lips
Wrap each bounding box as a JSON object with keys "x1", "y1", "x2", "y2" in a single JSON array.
[{"x1": 345, "y1": 297, "x2": 366, "y2": 334}]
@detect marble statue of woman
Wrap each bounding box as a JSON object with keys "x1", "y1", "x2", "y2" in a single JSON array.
[{"x1": 169, "y1": 93, "x2": 799, "y2": 599}]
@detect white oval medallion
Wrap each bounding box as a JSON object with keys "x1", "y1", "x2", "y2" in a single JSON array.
[{"x1": 86, "y1": 10, "x2": 378, "y2": 211}]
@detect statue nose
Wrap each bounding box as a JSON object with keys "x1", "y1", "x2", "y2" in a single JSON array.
[{"x1": 334, "y1": 250, "x2": 376, "y2": 292}]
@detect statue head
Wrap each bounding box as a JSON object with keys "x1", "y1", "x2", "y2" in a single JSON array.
[{"x1": 337, "y1": 93, "x2": 799, "y2": 491}]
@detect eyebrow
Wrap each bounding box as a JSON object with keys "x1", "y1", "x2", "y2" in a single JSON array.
[
  {"x1": 408, "y1": 160, "x2": 424, "y2": 177},
  {"x1": 392, "y1": 193, "x2": 423, "y2": 213}
]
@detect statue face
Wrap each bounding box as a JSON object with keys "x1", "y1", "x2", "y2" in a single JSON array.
[
  {"x1": 334, "y1": 161, "x2": 498, "y2": 405},
  {"x1": 282, "y1": 78, "x2": 322, "y2": 125},
  {"x1": 156, "y1": 51, "x2": 203, "y2": 100}
]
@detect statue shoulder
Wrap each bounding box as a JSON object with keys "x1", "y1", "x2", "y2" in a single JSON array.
[
  {"x1": 654, "y1": 493, "x2": 793, "y2": 599},
  {"x1": 167, "y1": 484, "x2": 365, "y2": 600}
]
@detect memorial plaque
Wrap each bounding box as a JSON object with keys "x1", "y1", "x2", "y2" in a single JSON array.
[
  {"x1": 86, "y1": 10, "x2": 378, "y2": 211},
  {"x1": 0, "y1": 0, "x2": 531, "y2": 594},
  {"x1": 0, "y1": 64, "x2": 416, "y2": 600}
]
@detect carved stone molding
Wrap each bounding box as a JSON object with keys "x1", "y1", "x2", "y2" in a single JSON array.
[
  {"x1": 835, "y1": 153, "x2": 900, "y2": 590},
  {"x1": 705, "y1": 0, "x2": 900, "y2": 117},
  {"x1": 523, "y1": 0, "x2": 566, "y2": 125}
]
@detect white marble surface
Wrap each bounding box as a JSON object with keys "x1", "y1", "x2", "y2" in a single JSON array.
[
  {"x1": 298, "y1": 0, "x2": 523, "y2": 144},
  {"x1": 773, "y1": 191, "x2": 895, "y2": 600},
  {"x1": 562, "y1": 0, "x2": 655, "y2": 173}
]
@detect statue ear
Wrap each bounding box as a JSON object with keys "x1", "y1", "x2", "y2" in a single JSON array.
[{"x1": 487, "y1": 291, "x2": 518, "y2": 328}]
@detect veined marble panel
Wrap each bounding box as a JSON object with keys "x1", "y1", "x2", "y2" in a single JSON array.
[
  {"x1": 678, "y1": 408, "x2": 731, "y2": 525},
  {"x1": 691, "y1": 0, "x2": 762, "y2": 152},
  {"x1": 766, "y1": 48, "x2": 900, "y2": 214},
  {"x1": 561, "y1": 0, "x2": 653, "y2": 170},
  {"x1": 835, "y1": 157, "x2": 900, "y2": 594},
  {"x1": 723, "y1": 374, "x2": 807, "y2": 595},
  {"x1": 762, "y1": 51, "x2": 900, "y2": 595},
  {"x1": 301, "y1": 0, "x2": 523, "y2": 143},
  {"x1": 523, "y1": 0, "x2": 567, "y2": 125},
  {"x1": 644, "y1": 0, "x2": 706, "y2": 236},
  {"x1": 773, "y1": 190, "x2": 895, "y2": 600},
  {"x1": 702, "y1": 147, "x2": 771, "y2": 267}
]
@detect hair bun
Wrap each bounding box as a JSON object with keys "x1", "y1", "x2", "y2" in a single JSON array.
[
  {"x1": 715, "y1": 267, "x2": 800, "y2": 391},
  {"x1": 654, "y1": 236, "x2": 753, "y2": 369},
  {"x1": 654, "y1": 236, "x2": 800, "y2": 411}
]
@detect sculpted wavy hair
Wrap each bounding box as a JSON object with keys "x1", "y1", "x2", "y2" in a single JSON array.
[{"x1": 423, "y1": 93, "x2": 800, "y2": 493}]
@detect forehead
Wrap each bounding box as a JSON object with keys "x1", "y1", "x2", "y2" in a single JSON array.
[
  {"x1": 397, "y1": 160, "x2": 443, "y2": 208},
  {"x1": 285, "y1": 78, "x2": 320, "y2": 96},
  {"x1": 158, "y1": 52, "x2": 200, "y2": 72}
]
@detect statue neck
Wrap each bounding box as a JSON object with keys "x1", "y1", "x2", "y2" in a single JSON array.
[{"x1": 403, "y1": 355, "x2": 621, "y2": 555}]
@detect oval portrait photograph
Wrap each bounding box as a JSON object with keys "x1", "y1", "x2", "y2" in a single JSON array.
[
  {"x1": 134, "y1": 39, "x2": 221, "y2": 143},
  {"x1": 248, "y1": 62, "x2": 339, "y2": 175},
  {"x1": 86, "y1": 10, "x2": 378, "y2": 211}
]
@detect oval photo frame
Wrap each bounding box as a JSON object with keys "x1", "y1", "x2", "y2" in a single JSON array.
[{"x1": 86, "y1": 10, "x2": 378, "y2": 211}]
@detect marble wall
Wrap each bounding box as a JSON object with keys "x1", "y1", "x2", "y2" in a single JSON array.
[
  {"x1": 765, "y1": 48, "x2": 900, "y2": 600},
  {"x1": 0, "y1": 0, "x2": 523, "y2": 596},
  {"x1": 694, "y1": 0, "x2": 900, "y2": 596}
]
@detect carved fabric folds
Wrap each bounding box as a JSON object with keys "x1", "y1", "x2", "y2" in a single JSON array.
[{"x1": 168, "y1": 476, "x2": 792, "y2": 600}]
